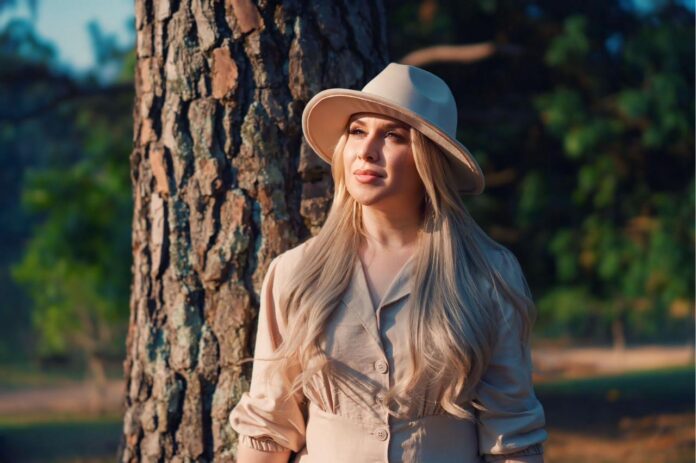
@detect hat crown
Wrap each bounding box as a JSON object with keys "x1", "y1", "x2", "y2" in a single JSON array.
[{"x1": 361, "y1": 63, "x2": 458, "y2": 136}]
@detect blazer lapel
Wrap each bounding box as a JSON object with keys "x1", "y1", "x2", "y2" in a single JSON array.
[
  {"x1": 340, "y1": 258, "x2": 383, "y2": 350},
  {"x1": 339, "y1": 255, "x2": 415, "y2": 350},
  {"x1": 378, "y1": 254, "x2": 415, "y2": 310}
]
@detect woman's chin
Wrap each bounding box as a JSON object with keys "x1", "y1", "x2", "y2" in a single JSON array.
[{"x1": 349, "y1": 191, "x2": 383, "y2": 207}]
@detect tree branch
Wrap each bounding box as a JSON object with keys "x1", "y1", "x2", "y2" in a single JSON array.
[{"x1": 398, "y1": 42, "x2": 523, "y2": 67}]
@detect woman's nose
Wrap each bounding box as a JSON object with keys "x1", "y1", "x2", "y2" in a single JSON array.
[
  {"x1": 357, "y1": 149, "x2": 376, "y2": 161},
  {"x1": 356, "y1": 138, "x2": 381, "y2": 161}
]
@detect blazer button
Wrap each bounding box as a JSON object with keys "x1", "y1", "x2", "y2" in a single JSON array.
[
  {"x1": 374, "y1": 359, "x2": 389, "y2": 374},
  {"x1": 374, "y1": 427, "x2": 389, "y2": 441},
  {"x1": 375, "y1": 392, "x2": 386, "y2": 404}
]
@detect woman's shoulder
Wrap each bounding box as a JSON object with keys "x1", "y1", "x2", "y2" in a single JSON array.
[
  {"x1": 487, "y1": 243, "x2": 523, "y2": 274},
  {"x1": 480, "y1": 241, "x2": 530, "y2": 298},
  {"x1": 270, "y1": 235, "x2": 317, "y2": 282},
  {"x1": 275, "y1": 235, "x2": 315, "y2": 263}
]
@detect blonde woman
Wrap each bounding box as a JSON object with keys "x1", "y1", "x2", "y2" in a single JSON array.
[{"x1": 229, "y1": 63, "x2": 547, "y2": 463}]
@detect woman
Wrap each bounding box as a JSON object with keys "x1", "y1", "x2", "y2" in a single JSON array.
[{"x1": 229, "y1": 63, "x2": 547, "y2": 463}]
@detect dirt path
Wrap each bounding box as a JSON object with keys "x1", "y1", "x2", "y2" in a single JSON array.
[
  {"x1": 546, "y1": 413, "x2": 694, "y2": 463},
  {"x1": 532, "y1": 344, "x2": 693, "y2": 381},
  {"x1": 0, "y1": 380, "x2": 124, "y2": 416}
]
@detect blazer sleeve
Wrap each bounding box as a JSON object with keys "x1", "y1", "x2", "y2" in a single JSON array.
[
  {"x1": 228, "y1": 253, "x2": 308, "y2": 453},
  {"x1": 475, "y1": 249, "x2": 547, "y2": 461}
]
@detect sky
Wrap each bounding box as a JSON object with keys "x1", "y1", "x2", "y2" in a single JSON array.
[{"x1": 0, "y1": 0, "x2": 135, "y2": 72}]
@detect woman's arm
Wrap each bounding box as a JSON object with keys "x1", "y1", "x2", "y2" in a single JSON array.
[
  {"x1": 475, "y1": 249, "x2": 547, "y2": 462},
  {"x1": 229, "y1": 254, "x2": 308, "y2": 456},
  {"x1": 236, "y1": 445, "x2": 291, "y2": 463}
]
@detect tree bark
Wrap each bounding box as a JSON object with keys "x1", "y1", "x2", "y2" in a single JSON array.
[{"x1": 120, "y1": 1, "x2": 387, "y2": 461}]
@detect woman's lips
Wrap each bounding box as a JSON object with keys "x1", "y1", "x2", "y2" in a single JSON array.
[
  {"x1": 354, "y1": 168, "x2": 384, "y2": 184},
  {"x1": 354, "y1": 172, "x2": 382, "y2": 184}
]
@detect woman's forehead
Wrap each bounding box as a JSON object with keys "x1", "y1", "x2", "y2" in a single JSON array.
[{"x1": 348, "y1": 112, "x2": 411, "y2": 130}]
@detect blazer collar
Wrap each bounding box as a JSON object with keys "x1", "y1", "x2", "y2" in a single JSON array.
[{"x1": 340, "y1": 254, "x2": 415, "y2": 349}]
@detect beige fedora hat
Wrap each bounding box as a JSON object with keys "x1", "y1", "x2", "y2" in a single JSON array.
[{"x1": 301, "y1": 62, "x2": 485, "y2": 195}]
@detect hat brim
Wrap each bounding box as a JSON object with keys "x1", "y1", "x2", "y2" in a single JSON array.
[{"x1": 301, "y1": 88, "x2": 485, "y2": 195}]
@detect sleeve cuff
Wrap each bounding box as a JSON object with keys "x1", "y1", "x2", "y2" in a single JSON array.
[
  {"x1": 483, "y1": 442, "x2": 544, "y2": 462},
  {"x1": 239, "y1": 434, "x2": 291, "y2": 453}
]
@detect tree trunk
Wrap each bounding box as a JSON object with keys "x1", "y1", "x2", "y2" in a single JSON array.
[
  {"x1": 611, "y1": 317, "x2": 626, "y2": 352},
  {"x1": 86, "y1": 349, "x2": 109, "y2": 413},
  {"x1": 120, "y1": 0, "x2": 387, "y2": 461}
]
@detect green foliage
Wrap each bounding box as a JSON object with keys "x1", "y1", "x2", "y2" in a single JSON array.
[
  {"x1": 11, "y1": 92, "x2": 133, "y2": 356},
  {"x1": 544, "y1": 15, "x2": 590, "y2": 69},
  {"x1": 533, "y1": 3, "x2": 694, "y2": 342},
  {"x1": 12, "y1": 143, "x2": 132, "y2": 356},
  {"x1": 537, "y1": 285, "x2": 605, "y2": 338},
  {"x1": 1, "y1": 15, "x2": 134, "y2": 362},
  {"x1": 0, "y1": 17, "x2": 64, "y2": 361},
  {"x1": 387, "y1": 0, "x2": 694, "y2": 344}
]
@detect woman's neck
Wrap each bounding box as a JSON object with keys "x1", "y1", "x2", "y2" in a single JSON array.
[{"x1": 360, "y1": 205, "x2": 421, "y2": 252}]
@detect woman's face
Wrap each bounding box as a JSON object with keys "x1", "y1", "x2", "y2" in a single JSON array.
[{"x1": 342, "y1": 113, "x2": 424, "y2": 211}]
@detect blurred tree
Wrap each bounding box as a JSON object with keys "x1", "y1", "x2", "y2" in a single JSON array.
[
  {"x1": 121, "y1": 0, "x2": 387, "y2": 460},
  {"x1": 3, "y1": 11, "x2": 134, "y2": 402},
  {"x1": 0, "y1": 3, "x2": 55, "y2": 362},
  {"x1": 11, "y1": 79, "x2": 133, "y2": 392},
  {"x1": 533, "y1": 3, "x2": 694, "y2": 347},
  {"x1": 385, "y1": 0, "x2": 694, "y2": 346}
]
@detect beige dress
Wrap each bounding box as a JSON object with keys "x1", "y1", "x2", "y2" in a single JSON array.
[{"x1": 229, "y1": 237, "x2": 547, "y2": 462}]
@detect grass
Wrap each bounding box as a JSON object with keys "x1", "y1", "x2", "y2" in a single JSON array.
[
  {"x1": 536, "y1": 365, "x2": 695, "y2": 435},
  {"x1": 538, "y1": 364, "x2": 694, "y2": 391},
  {"x1": 0, "y1": 413, "x2": 122, "y2": 463}
]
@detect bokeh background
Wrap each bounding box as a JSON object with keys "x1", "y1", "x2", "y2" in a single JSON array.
[{"x1": 0, "y1": 0, "x2": 693, "y2": 461}]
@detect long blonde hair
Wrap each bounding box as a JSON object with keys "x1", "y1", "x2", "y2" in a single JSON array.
[{"x1": 266, "y1": 122, "x2": 535, "y2": 420}]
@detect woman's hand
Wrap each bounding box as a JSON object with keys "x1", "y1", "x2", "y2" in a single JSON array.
[{"x1": 236, "y1": 445, "x2": 291, "y2": 463}]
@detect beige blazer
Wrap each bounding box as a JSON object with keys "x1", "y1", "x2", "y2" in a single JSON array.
[{"x1": 229, "y1": 237, "x2": 547, "y2": 462}]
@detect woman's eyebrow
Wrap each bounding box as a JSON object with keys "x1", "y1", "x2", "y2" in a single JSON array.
[
  {"x1": 384, "y1": 122, "x2": 410, "y2": 131},
  {"x1": 349, "y1": 120, "x2": 409, "y2": 131}
]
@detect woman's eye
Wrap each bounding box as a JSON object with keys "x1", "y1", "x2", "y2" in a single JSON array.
[
  {"x1": 386, "y1": 131, "x2": 403, "y2": 140},
  {"x1": 349, "y1": 128, "x2": 364, "y2": 135}
]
